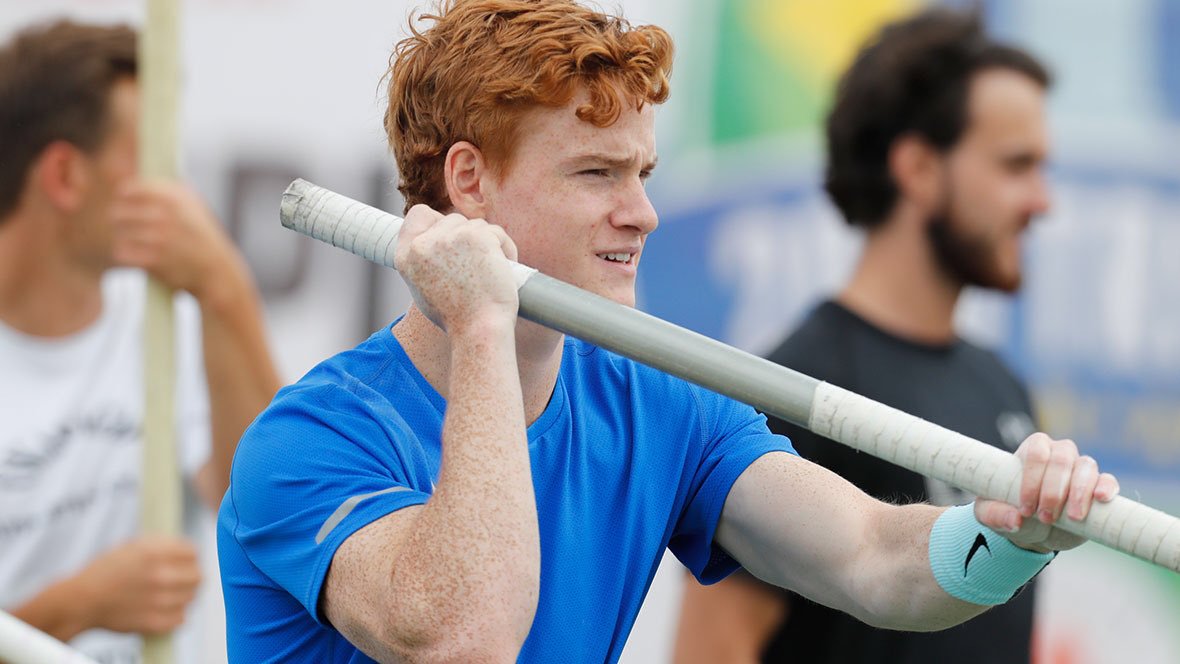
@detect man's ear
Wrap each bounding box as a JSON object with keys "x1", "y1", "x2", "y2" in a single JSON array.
[
  {"x1": 443, "y1": 140, "x2": 489, "y2": 218},
  {"x1": 32, "y1": 140, "x2": 90, "y2": 213},
  {"x1": 888, "y1": 134, "x2": 944, "y2": 213}
]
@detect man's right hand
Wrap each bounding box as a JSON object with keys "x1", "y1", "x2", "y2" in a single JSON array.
[
  {"x1": 76, "y1": 536, "x2": 202, "y2": 635},
  {"x1": 394, "y1": 205, "x2": 520, "y2": 335}
]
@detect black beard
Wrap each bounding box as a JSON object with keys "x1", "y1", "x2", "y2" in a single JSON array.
[{"x1": 926, "y1": 210, "x2": 1022, "y2": 293}]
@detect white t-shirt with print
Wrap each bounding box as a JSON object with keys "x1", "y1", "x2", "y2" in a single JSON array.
[{"x1": 0, "y1": 268, "x2": 211, "y2": 664}]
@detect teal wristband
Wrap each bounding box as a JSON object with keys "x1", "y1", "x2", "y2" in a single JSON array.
[{"x1": 928, "y1": 504, "x2": 1055, "y2": 606}]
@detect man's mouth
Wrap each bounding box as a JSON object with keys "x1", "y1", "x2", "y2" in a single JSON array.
[{"x1": 597, "y1": 252, "x2": 634, "y2": 264}]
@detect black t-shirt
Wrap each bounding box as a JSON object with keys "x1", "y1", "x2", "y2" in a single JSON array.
[{"x1": 756, "y1": 300, "x2": 1039, "y2": 664}]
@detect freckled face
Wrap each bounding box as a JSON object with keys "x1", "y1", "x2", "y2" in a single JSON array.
[{"x1": 481, "y1": 93, "x2": 659, "y2": 306}]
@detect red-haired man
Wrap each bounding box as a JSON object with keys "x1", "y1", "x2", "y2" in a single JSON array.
[{"x1": 218, "y1": 2, "x2": 1117, "y2": 662}]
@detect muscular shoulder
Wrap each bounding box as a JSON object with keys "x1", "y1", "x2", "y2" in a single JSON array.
[
  {"x1": 233, "y1": 331, "x2": 430, "y2": 484},
  {"x1": 266, "y1": 342, "x2": 395, "y2": 423}
]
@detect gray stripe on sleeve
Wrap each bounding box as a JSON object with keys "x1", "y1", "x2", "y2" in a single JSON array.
[{"x1": 315, "y1": 486, "x2": 411, "y2": 545}]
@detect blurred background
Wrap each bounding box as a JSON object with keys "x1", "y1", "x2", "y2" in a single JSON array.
[{"x1": 2, "y1": 0, "x2": 1177, "y2": 662}]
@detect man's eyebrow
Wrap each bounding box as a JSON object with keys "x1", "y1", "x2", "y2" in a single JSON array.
[
  {"x1": 563, "y1": 153, "x2": 659, "y2": 171},
  {"x1": 1001, "y1": 150, "x2": 1044, "y2": 167}
]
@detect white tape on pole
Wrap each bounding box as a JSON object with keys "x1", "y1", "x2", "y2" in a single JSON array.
[
  {"x1": 810, "y1": 383, "x2": 1180, "y2": 571},
  {"x1": 0, "y1": 610, "x2": 100, "y2": 664},
  {"x1": 279, "y1": 178, "x2": 1180, "y2": 575}
]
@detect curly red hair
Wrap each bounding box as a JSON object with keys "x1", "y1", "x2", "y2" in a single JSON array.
[{"x1": 385, "y1": 0, "x2": 673, "y2": 212}]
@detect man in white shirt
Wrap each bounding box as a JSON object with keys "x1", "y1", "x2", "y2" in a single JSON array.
[{"x1": 0, "y1": 20, "x2": 281, "y2": 663}]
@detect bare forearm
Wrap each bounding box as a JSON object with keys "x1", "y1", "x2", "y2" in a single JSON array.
[
  {"x1": 720, "y1": 455, "x2": 987, "y2": 634},
  {"x1": 388, "y1": 319, "x2": 539, "y2": 658},
  {"x1": 195, "y1": 259, "x2": 281, "y2": 506},
  {"x1": 847, "y1": 503, "x2": 986, "y2": 631}
]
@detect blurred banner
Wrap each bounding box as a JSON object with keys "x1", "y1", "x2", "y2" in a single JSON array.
[
  {"x1": 2, "y1": 1, "x2": 1176, "y2": 663},
  {"x1": 640, "y1": 1, "x2": 1180, "y2": 663}
]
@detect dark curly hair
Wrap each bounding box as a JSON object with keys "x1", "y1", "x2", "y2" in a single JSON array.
[{"x1": 825, "y1": 9, "x2": 1050, "y2": 227}]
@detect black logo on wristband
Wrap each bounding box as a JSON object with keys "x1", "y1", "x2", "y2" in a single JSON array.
[{"x1": 964, "y1": 533, "x2": 991, "y2": 575}]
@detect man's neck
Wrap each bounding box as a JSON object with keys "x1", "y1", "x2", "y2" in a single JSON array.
[
  {"x1": 393, "y1": 307, "x2": 564, "y2": 426},
  {"x1": 838, "y1": 214, "x2": 963, "y2": 345},
  {"x1": 0, "y1": 210, "x2": 104, "y2": 337}
]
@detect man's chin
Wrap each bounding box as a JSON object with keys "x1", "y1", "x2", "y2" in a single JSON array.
[
  {"x1": 592, "y1": 286, "x2": 636, "y2": 308},
  {"x1": 931, "y1": 229, "x2": 1023, "y2": 293},
  {"x1": 606, "y1": 292, "x2": 636, "y2": 308},
  {"x1": 999, "y1": 271, "x2": 1022, "y2": 293},
  {"x1": 980, "y1": 254, "x2": 1023, "y2": 292},
  {"x1": 572, "y1": 277, "x2": 636, "y2": 307},
  {"x1": 971, "y1": 267, "x2": 1021, "y2": 293}
]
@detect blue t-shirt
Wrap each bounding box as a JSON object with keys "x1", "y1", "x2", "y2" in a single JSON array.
[{"x1": 218, "y1": 325, "x2": 795, "y2": 662}]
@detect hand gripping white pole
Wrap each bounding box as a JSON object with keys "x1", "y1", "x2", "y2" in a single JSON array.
[
  {"x1": 279, "y1": 178, "x2": 1180, "y2": 574},
  {"x1": 0, "y1": 610, "x2": 100, "y2": 664}
]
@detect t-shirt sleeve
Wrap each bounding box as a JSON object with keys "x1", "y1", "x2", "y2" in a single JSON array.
[
  {"x1": 767, "y1": 413, "x2": 828, "y2": 465},
  {"x1": 670, "y1": 390, "x2": 796, "y2": 584},
  {"x1": 220, "y1": 383, "x2": 432, "y2": 622}
]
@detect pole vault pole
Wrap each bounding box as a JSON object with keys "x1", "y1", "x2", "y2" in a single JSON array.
[
  {"x1": 279, "y1": 178, "x2": 1180, "y2": 574},
  {"x1": 139, "y1": 0, "x2": 182, "y2": 662},
  {"x1": 0, "y1": 610, "x2": 100, "y2": 664}
]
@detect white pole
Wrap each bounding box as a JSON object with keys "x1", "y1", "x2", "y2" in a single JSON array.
[
  {"x1": 278, "y1": 178, "x2": 1180, "y2": 574},
  {"x1": 0, "y1": 611, "x2": 100, "y2": 664},
  {"x1": 139, "y1": 0, "x2": 181, "y2": 663}
]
